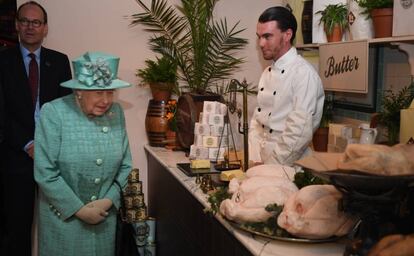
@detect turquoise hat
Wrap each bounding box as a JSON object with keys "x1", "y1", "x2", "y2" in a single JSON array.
[{"x1": 61, "y1": 52, "x2": 131, "y2": 90}]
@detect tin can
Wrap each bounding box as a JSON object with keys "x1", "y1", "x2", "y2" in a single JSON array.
[
  {"x1": 144, "y1": 242, "x2": 156, "y2": 256},
  {"x1": 132, "y1": 220, "x2": 149, "y2": 246},
  {"x1": 146, "y1": 217, "x2": 156, "y2": 243},
  {"x1": 124, "y1": 195, "x2": 134, "y2": 209},
  {"x1": 128, "y1": 168, "x2": 140, "y2": 182},
  {"x1": 126, "y1": 209, "x2": 137, "y2": 223},
  {"x1": 132, "y1": 193, "x2": 145, "y2": 208},
  {"x1": 137, "y1": 246, "x2": 145, "y2": 256},
  {"x1": 135, "y1": 206, "x2": 147, "y2": 221},
  {"x1": 126, "y1": 181, "x2": 142, "y2": 194}
]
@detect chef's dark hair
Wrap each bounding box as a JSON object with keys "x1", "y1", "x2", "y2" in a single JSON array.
[{"x1": 258, "y1": 6, "x2": 296, "y2": 44}]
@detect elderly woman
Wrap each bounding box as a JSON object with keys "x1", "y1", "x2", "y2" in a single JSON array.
[{"x1": 34, "y1": 52, "x2": 132, "y2": 256}]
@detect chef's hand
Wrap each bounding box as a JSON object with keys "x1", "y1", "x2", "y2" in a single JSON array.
[
  {"x1": 75, "y1": 204, "x2": 108, "y2": 225},
  {"x1": 367, "y1": 234, "x2": 414, "y2": 256},
  {"x1": 86, "y1": 198, "x2": 113, "y2": 211}
]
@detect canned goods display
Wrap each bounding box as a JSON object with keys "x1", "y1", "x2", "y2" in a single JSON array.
[
  {"x1": 132, "y1": 221, "x2": 149, "y2": 246},
  {"x1": 132, "y1": 194, "x2": 145, "y2": 208},
  {"x1": 124, "y1": 195, "x2": 134, "y2": 209},
  {"x1": 128, "y1": 168, "x2": 140, "y2": 182},
  {"x1": 146, "y1": 217, "x2": 156, "y2": 243},
  {"x1": 137, "y1": 246, "x2": 145, "y2": 256},
  {"x1": 126, "y1": 209, "x2": 137, "y2": 222},
  {"x1": 126, "y1": 181, "x2": 142, "y2": 194},
  {"x1": 135, "y1": 206, "x2": 147, "y2": 220},
  {"x1": 144, "y1": 242, "x2": 156, "y2": 256}
]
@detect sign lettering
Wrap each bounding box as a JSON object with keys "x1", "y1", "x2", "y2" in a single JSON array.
[{"x1": 324, "y1": 55, "x2": 359, "y2": 78}]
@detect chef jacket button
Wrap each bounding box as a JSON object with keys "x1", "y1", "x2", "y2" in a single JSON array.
[
  {"x1": 268, "y1": 112, "x2": 271, "y2": 116},
  {"x1": 96, "y1": 159, "x2": 103, "y2": 166},
  {"x1": 57, "y1": 212, "x2": 61, "y2": 217},
  {"x1": 258, "y1": 108, "x2": 261, "y2": 112},
  {"x1": 268, "y1": 67, "x2": 271, "y2": 72},
  {"x1": 273, "y1": 91, "x2": 276, "y2": 95},
  {"x1": 260, "y1": 88, "x2": 264, "y2": 91},
  {"x1": 90, "y1": 195, "x2": 97, "y2": 201},
  {"x1": 49, "y1": 204, "x2": 53, "y2": 209},
  {"x1": 269, "y1": 129, "x2": 273, "y2": 133},
  {"x1": 94, "y1": 178, "x2": 101, "y2": 184},
  {"x1": 102, "y1": 126, "x2": 109, "y2": 133},
  {"x1": 281, "y1": 70, "x2": 285, "y2": 74}
]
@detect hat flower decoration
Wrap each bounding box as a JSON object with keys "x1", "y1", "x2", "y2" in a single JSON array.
[{"x1": 61, "y1": 51, "x2": 130, "y2": 90}]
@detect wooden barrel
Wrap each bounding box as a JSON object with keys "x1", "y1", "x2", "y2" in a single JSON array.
[
  {"x1": 176, "y1": 93, "x2": 223, "y2": 149},
  {"x1": 145, "y1": 100, "x2": 169, "y2": 147}
]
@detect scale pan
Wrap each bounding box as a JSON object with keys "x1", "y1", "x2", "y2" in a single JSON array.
[{"x1": 308, "y1": 169, "x2": 414, "y2": 194}]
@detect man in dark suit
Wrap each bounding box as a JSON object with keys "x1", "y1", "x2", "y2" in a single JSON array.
[{"x1": 0, "y1": 2, "x2": 72, "y2": 255}]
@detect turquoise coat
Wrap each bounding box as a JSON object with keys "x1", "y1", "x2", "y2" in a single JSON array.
[{"x1": 34, "y1": 94, "x2": 132, "y2": 256}]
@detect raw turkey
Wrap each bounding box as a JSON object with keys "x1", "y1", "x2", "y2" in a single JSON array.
[
  {"x1": 277, "y1": 185, "x2": 357, "y2": 239},
  {"x1": 220, "y1": 164, "x2": 298, "y2": 223},
  {"x1": 337, "y1": 144, "x2": 414, "y2": 176}
]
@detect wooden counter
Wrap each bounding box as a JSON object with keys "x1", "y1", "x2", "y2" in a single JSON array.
[{"x1": 145, "y1": 145, "x2": 346, "y2": 256}]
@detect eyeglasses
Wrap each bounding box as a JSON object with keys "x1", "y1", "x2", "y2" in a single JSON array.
[{"x1": 17, "y1": 18, "x2": 44, "y2": 28}]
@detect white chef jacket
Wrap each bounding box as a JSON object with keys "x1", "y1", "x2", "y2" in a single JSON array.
[{"x1": 249, "y1": 47, "x2": 324, "y2": 166}]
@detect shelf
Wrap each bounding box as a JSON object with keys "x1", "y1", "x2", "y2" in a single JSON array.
[{"x1": 296, "y1": 35, "x2": 414, "y2": 50}]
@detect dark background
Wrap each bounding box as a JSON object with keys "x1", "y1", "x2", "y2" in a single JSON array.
[{"x1": 0, "y1": 0, "x2": 18, "y2": 50}]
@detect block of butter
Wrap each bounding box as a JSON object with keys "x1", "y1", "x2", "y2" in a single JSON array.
[
  {"x1": 220, "y1": 169, "x2": 245, "y2": 181},
  {"x1": 190, "y1": 159, "x2": 211, "y2": 169}
]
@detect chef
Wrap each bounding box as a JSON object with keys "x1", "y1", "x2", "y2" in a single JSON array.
[{"x1": 249, "y1": 6, "x2": 325, "y2": 166}]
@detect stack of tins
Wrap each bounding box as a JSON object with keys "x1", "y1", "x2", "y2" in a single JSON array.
[
  {"x1": 145, "y1": 99, "x2": 169, "y2": 147},
  {"x1": 124, "y1": 169, "x2": 156, "y2": 255}
]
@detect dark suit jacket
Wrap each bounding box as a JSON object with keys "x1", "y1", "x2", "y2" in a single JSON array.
[{"x1": 0, "y1": 45, "x2": 72, "y2": 174}]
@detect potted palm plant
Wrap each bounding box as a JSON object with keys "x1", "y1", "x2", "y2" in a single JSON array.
[
  {"x1": 130, "y1": 0, "x2": 248, "y2": 149},
  {"x1": 137, "y1": 55, "x2": 178, "y2": 102},
  {"x1": 130, "y1": 0, "x2": 248, "y2": 94},
  {"x1": 356, "y1": 0, "x2": 394, "y2": 38},
  {"x1": 316, "y1": 3, "x2": 349, "y2": 42}
]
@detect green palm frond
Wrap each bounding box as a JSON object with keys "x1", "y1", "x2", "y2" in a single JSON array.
[{"x1": 130, "y1": 0, "x2": 248, "y2": 94}]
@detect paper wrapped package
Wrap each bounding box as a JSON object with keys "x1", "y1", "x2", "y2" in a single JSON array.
[{"x1": 400, "y1": 99, "x2": 414, "y2": 144}]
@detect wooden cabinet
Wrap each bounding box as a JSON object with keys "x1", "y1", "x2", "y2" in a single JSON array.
[{"x1": 146, "y1": 151, "x2": 252, "y2": 256}]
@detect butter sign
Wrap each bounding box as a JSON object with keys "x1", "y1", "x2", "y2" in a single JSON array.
[{"x1": 319, "y1": 40, "x2": 368, "y2": 93}]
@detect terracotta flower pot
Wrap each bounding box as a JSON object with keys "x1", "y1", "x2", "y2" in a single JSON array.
[
  {"x1": 370, "y1": 8, "x2": 393, "y2": 38},
  {"x1": 326, "y1": 25, "x2": 343, "y2": 42}
]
